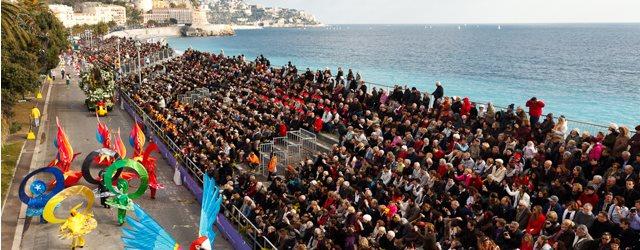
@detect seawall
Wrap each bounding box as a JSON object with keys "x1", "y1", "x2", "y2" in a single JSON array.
[{"x1": 104, "y1": 24, "x2": 234, "y2": 39}]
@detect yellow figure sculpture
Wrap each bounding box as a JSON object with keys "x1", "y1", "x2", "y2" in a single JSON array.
[{"x1": 43, "y1": 185, "x2": 97, "y2": 249}]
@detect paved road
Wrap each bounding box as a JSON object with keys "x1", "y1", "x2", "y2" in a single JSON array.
[{"x1": 13, "y1": 64, "x2": 232, "y2": 249}]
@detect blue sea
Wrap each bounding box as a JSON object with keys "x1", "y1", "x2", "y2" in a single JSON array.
[{"x1": 167, "y1": 24, "x2": 640, "y2": 127}]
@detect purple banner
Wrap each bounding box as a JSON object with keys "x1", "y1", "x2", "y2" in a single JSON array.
[{"x1": 120, "y1": 93, "x2": 250, "y2": 249}]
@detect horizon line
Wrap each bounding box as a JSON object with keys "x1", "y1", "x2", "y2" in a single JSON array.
[{"x1": 322, "y1": 21, "x2": 640, "y2": 25}]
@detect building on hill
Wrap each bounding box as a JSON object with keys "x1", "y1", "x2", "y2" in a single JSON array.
[
  {"x1": 80, "y1": 2, "x2": 127, "y2": 25},
  {"x1": 49, "y1": 4, "x2": 75, "y2": 27},
  {"x1": 143, "y1": 8, "x2": 193, "y2": 24},
  {"x1": 49, "y1": 3, "x2": 126, "y2": 27}
]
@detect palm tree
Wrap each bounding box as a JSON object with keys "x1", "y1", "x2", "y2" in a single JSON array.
[{"x1": 1, "y1": 1, "x2": 33, "y2": 47}]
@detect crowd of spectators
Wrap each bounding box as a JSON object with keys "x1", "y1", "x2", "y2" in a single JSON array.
[
  {"x1": 80, "y1": 37, "x2": 170, "y2": 70},
  {"x1": 113, "y1": 44, "x2": 640, "y2": 250}
]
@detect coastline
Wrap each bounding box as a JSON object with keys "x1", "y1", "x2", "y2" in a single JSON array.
[
  {"x1": 103, "y1": 23, "x2": 324, "y2": 39},
  {"x1": 104, "y1": 24, "x2": 235, "y2": 39}
]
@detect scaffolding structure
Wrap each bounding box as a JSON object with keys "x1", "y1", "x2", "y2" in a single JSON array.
[{"x1": 259, "y1": 129, "x2": 317, "y2": 175}]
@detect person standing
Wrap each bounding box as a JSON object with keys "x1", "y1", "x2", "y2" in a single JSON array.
[
  {"x1": 629, "y1": 125, "x2": 640, "y2": 158},
  {"x1": 98, "y1": 170, "x2": 111, "y2": 208},
  {"x1": 61, "y1": 68, "x2": 65, "y2": 79},
  {"x1": 65, "y1": 74, "x2": 71, "y2": 86},
  {"x1": 432, "y1": 81, "x2": 444, "y2": 101},
  {"x1": 267, "y1": 153, "x2": 278, "y2": 181},
  {"x1": 30, "y1": 105, "x2": 41, "y2": 128},
  {"x1": 525, "y1": 97, "x2": 545, "y2": 125}
]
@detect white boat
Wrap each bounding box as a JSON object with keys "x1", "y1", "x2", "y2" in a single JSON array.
[
  {"x1": 458, "y1": 25, "x2": 461, "y2": 30},
  {"x1": 498, "y1": 25, "x2": 502, "y2": 30}
]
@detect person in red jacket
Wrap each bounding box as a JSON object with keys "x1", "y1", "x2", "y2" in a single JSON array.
[
  {"x1": 577, "y1": 186, "x2": 599, "y2": 207},
  {"x1": 525, "y1": 97, "x2": 545, "y2": 125},
  {"x1": 278, "y1": 122, "x2": 287, "y2": 137},
  {"x1": 461, "y1": 97, "x2": 472, "y2": 116},
  {"x1": 313, "y1": 116, "x2": 323, "y2": 133},
  {"x1": 525, "y1": 205, "x2": 546, "y2": 236}
]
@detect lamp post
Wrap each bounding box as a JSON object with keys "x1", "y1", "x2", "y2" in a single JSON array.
[
  {"x1": 135, "y1": 40, "x2": 142, "y2": 89},
  {"x1": 117, "y1": 39, "x2": 121, "y2": 76}
]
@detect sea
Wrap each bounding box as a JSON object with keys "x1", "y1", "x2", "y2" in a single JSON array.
[{"x1": 167, "y1": 24, "x2": 640, "y2": 127}]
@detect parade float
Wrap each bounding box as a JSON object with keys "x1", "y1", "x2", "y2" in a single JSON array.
[{"x1": 79, "y1": 66, "x2": 115, "y2": 116}]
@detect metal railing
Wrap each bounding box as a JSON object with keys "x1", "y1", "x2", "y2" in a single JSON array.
[
  {"x1": 224, "y1": 205, "x2": 277, "y2": 250},
  {"x1": 119, "y1": 47, "x2": 175, "y2": 76},
  {"x1": 359, "y1": 80, "x2": 633, "y2": 136},
  {"x1": 118, "y1": 89, "x2": 206, "y2": 184},
  {"x1": 113, "y1": 45, "x2": 276, "y2": 249}
]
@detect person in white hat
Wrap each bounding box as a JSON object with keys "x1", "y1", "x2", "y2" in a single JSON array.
[{"x1": 486, "y1": 158, "x2": 507, "y2": 183}]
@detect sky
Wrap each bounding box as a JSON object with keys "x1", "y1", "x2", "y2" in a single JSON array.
[{"x1": 248, "y1": 0, "x2": 640, "y2": 24}]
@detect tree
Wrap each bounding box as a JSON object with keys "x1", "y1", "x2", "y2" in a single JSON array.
[
  {"x1": 127, "y1": 7, "x2": 143, "y2": 26},
  {"x1": 92, "y1": 22, "x2": 109, "y2": 36},
  {"x1": 147, "y1": 20, "x2": 159, "y2": 27},
  {"x1": 107, "y1": 20, "x2": 117, "y2": 28},
  {"x1": 1, "y1": 0, "x2": 69, "y2": 117},
  {"x1": 1, "y1": 1, "x2": 32, "y2": 47}
]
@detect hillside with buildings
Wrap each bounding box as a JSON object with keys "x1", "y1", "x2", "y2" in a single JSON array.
[
  {"x1": 48, "y1": 0, "x2": 321, "y2": 35},
  {"x1": 205, "y1": 0, "x2": 321, "y2": 27}
]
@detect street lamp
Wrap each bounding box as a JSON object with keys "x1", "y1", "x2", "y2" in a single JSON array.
[
  {"x1": 117, "y1": 39, "x2": 121, "y2": 77},
  {"x1": 135, "y1": 40, "x2": 142, "y2": 89}
]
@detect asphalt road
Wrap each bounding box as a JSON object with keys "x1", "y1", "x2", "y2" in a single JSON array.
[{"x1": 16, "y1": 64, "x2": 232, "y2": 249}]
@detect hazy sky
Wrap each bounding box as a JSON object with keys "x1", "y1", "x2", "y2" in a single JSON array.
[{"x1": 248, "y1": 0, "x2": 640, "y2": 24}]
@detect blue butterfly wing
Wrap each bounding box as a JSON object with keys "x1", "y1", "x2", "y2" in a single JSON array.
[
  {"x1": 199, "y1": 174, "x2": 223, "y2": 244},
  {"x1": 121, "y1": 203, "x2": 180, "y2": 250}
]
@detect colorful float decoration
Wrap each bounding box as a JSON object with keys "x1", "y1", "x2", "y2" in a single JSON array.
[
  {"x1": 47, "y1": 118, "x2": 82, "y2": 187},
  {"x1": 18, "y1": 167, "x2": 65, "y2": 222},
  {"x1": 120, "y1": 174, "x2": 222, "y2": 250},
  {"x1": 129, "y1": 122, "x2": 163, "y2": 198},
  {"x1": 103, "y1": 159, "x2": 149, "y2": 226},
  {"x1": 81, "y1": 119, "x2": 127, "y2": 185},
  {"x1": 79, "y1": 66, "x2": 115, "y2": 114},
  {"x1": 43, "y1": 185, "x2": 98, "y2": 249}
]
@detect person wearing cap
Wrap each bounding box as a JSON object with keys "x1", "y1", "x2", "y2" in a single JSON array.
[
  {"x1": 544, "y1": 195, "x2": 564, "y2": 216},
  {"x1": 539, "y1": 113, "x2": 556, "y2": 136},
  {"x1": 578, "y1": 186, "x2": 600, "y2": 207},
  {"x1": 604, "y1": 123, "x2": 620, "y2": 150}
]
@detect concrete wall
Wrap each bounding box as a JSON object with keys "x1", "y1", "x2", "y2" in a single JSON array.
[{"x1": 104, "y1": 25, "x2": 234, "y2": 40}]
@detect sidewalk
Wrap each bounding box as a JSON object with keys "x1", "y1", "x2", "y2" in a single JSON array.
[{"x1": 1, "y1": 72, "x2": 54, "y2": 250}]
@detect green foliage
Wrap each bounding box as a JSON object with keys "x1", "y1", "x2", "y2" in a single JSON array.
[
  {"x1": 9, "y1": 122, "x2": 22, "y2": 134},
  {"x1": 1, "y1": 0, "x2": 69, "y2": 117},
  {"x1": 70, "y1": 22, "x2": 109, "y2": 36},
  {"x1": 107, "y1": 20, "x2": 118, "y2": 28},
  {"x1": 127, "y1": 7, "x2": 143, "y2": 26}
]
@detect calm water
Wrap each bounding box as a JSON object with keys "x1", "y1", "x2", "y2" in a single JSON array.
[{"x1": 167, "y1": 24, "x2": 640, "y2": 126}]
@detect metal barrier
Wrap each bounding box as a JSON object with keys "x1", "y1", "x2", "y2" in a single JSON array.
[
  {"x1": 224, "y1": 205, "x2": 277, "y2": 250},
  {"x1": 359, "y1": 80, "x2": 633, "y2": 136},
  {"x1": 259, "y1": 129, "x2": 320, "y2": 175},
  {"x1": 119, "y1": 48, "x2": 175, "y2": 76}
]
